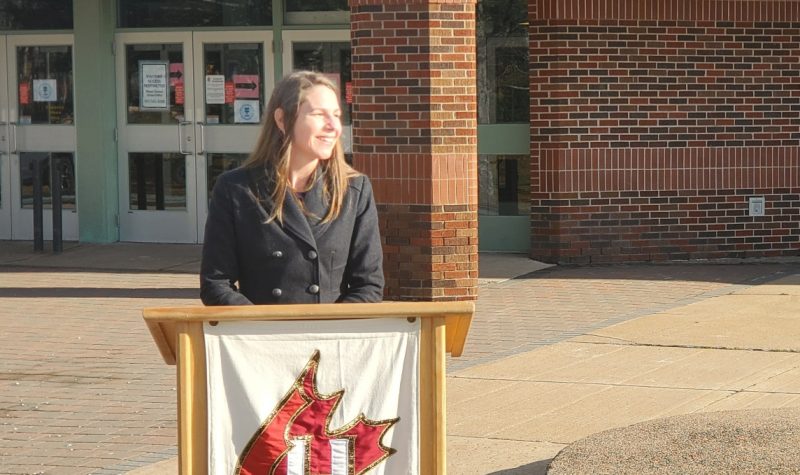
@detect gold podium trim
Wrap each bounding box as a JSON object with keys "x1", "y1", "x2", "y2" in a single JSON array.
[{"x1": 143, "y1": 301, "x2": 474, "y2": 475}]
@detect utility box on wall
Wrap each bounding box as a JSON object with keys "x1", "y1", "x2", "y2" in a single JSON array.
[{"x1": 749, "y1": 197, "x2": 766, "y2": 217}]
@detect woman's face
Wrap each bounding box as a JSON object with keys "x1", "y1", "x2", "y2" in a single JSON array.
[{"x1": 289, "y1": 84, "x2": 342, "y2": 165}]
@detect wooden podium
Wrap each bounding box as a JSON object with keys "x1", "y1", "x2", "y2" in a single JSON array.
[{"x1": 143, "y1": 301, "x2": 473, "y2": 474}]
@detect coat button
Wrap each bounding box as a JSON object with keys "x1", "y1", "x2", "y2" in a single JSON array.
[
  {"x1": 272, "y1": 251, "x2": 283, "y2": 258},
  {"x1": 307, "y1": 250, "x2": 318, "y2": 260},
  {"x1": 308, "y1": 284, "x2": 320, "y2": 294},
  {"x1": 272, "y1": 288, "x2": 282, "y2": 297}
]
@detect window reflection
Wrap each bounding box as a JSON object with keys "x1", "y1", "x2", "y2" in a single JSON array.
[
  {"x1": 204, "y1": 43, "x2": 265, "y2": 126},
  {"x1": 285, "y1": 0, "x2": 347, "y2": 12},
  {"x1": 477, "y1": 0, "x2": 529, "y2": 124},
  {"x1": 17, "y1": 46, "x2": 74, "y2": 125},
  {"x1": 0, "y1": 0, "x2": 73, "y2": 30},
  {"x1": 118, "y1": 0, "x2": 271, "y2": 28},
  {"x1": 479, "y1": 154, "x2": 530, "y2": 216},
  {"x1": 207, "y1": 153, "x2": 247, "y2": 201},
  {"x1": 128, "y1": 153, "x2": 187, "y2": 210},
  {"x1": 126, "y1": 44, "x2": 185, "y2": 125},
  {"x1": 20, "y1": 153, "x2": 76, "y2": 210}
]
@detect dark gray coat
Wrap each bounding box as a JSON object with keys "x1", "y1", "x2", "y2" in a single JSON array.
[{"x1": 200, "y1": 166, "x2": 384, "y2": 305}]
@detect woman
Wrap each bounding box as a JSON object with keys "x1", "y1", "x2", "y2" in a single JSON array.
[{"x1": 200, "y1": 71, "x2": 384, "y2": 305}]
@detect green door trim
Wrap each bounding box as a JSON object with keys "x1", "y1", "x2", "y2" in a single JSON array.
[
  {"x1": 478, "y1": 123, "x2": 531, "y2": 253},
  {"x1": 478, "y1": 123, "x2": 530, "y2": 155}
]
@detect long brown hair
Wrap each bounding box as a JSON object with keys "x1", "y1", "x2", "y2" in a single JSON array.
[{"x1": 243, "y1": 71, "x2": 358, "y2": 224}]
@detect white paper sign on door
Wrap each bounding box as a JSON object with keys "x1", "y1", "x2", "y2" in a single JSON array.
[
  {"x1": 234, "y1": 100, "x2": 260, "y2": 124},
  {"x1": 33, "y1": 79, "x2": 58, "y2": 102},
  {"x1": 139, "y1": 61, "x2": 169, "y2": 110},
  {"x1": 206, "y1": 75, "x2": 226, "y2": 105}
]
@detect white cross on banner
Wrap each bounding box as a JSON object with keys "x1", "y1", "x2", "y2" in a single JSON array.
[{"x1": 205, "y1": 318, "x2": 420, "y2": 475}]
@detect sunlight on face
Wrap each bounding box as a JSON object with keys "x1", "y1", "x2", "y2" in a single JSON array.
[{"x1": 289, "y1": 85, "x2": 342, "y2": 166}]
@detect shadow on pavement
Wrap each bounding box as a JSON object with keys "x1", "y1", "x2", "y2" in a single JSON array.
[
  {"x1": 489, "y1": 458, "x2": 552, "y2": 475},
  {"x1": 0, "y1": 287, "x2": 199, "y2": 299},
  {"x1": 513, "y1": 262, "x2": 800, "y2": 285},
  {"x1": 0, "y1": 266, "x2": 196, "y2": 275}
]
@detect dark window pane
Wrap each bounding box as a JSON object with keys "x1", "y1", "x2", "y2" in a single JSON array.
[
  {"x1": 17, "y1": 46, "x2": 74, "y2": 125},
  {"x1": 493, "y1": 47, "x2": 529, "y2": 123},
  {"x1": 285, "y1": 0, "x2": 347, "y2": 12},
  {"x1": 207, "y1": 153, "x2": 247, "y2": 202},
  {"x1": 118, "y1": 0, "x2": 271, "y2": 28},
  {"x1": 128, "y1": 153, "x2": 187, "y2": 210},
  {"x1": 20, "y1": 153, "x2": 76, "y2": 210},
  {"x1": 0, "y1": 0, "x2": 73, "y2": 30},
  {"x1": 479, "y1": 154, "x2": 530, "y2": 216},
  {"x1": 204, "y1": 43, "x2": 265, "y2": 125},
  {"x1": 477, "y1": 0, "x2": 529, "y2": 124},
  {"x1": 126, "y1": 44, "x2": 185, "y2": 125}
]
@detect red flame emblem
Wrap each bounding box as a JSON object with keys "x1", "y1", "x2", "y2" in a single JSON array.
[{"x1": 235, "y1": 350, "x2": 399, "y2": 475}]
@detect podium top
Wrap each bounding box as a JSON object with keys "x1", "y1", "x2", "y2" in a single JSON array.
[{"x1": 143, "y1": 301, "x2": 474, "y2": 364}]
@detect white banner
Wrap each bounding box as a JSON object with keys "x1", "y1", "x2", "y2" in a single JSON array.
[{"x1": 205, "y1": 318, "x2": 420, "y2": 475}]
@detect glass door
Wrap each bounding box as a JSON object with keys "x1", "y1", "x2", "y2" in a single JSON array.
[
  {"x1": 116, "y1": 31, "x2": 271, "y2": 243},
  {"x1": 6, "y1": 34, "x2": 77, "y2": 241},
  {"x1": 116, "y1": 32, "x2": 196, "y2": 243},
  {"x1": 282, "y1": 30, "x2": 351, "y2": 153},
  {"x1": 193, "y1": 31, "x2": 272, "y2": 242},
  {"x1": 0, "y1": 36, "x2": 9, "y2": 239},
  {"x1": 477, "y1": 0, "x2": 531, "y2": 252}
]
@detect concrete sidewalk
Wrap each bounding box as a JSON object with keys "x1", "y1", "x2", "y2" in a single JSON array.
[
  {"x1": 0, "y1": 241, "x2": 798, "y2": 474},
  {"x1": 448, "y1": 270, "x2": 800, "y2": 473}
]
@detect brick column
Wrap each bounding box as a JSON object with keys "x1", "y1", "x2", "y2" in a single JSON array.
[{"x1": 350, "y1": 0, "x2": 478, "y2": 301}]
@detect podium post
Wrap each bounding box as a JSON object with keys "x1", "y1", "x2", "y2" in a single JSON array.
[{"x1": 144, "y1": 302, "x2": 473, "y2": 475}]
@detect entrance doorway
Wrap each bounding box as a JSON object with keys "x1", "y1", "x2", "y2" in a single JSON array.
[
  {"x1": 0, "y1": 34, "x2": 77, "y2": 241},
  {"x1": 115, "y1": 31, "x2": 273, "y2": 243}
]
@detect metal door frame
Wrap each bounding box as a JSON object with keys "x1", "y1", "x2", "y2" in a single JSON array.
[
  {"x1": 191, "y1": 30, "x2": 273, "y2": 242},
  {"x1": 115, "y1": 31, "x2": 197, "y2": 243},
  {"x1": 116, "y1": 31, "x2": 273, "y2": 243},
  {"x1": 7, "y1": 33, "x2": 78, "y2": 241}
]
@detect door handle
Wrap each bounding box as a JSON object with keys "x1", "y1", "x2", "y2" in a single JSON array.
[
  {"x1": 9, "y1": 122, "x2": 17, "y2": 154},
  {"x1": 0, "y1": 121, "x2": 6, "y2": 153},
  {"x1": 177, "y1": 121, "x2": 191, "y2": 155},
  {"x1": 197, "y1": 122, "x2": 206, "y2": 155}
]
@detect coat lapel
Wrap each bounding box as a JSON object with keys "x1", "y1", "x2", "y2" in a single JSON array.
[
  {"x1": 248, "y1": 166, "x2": 317, "y2": 250},
  {"x1": 281, "y1": 188, "x2": 317, "y2": 249},
  {"x1": 302, "y1": 175, "x2": 334, "y2": 241}
]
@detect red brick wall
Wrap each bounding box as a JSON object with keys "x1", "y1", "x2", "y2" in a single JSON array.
[
  {"x1": 351, "y1": 0, "x2": 478, "y2": 299},
  {"x1": 530, "y1": 0, "x2": 800, "y2": 263}
]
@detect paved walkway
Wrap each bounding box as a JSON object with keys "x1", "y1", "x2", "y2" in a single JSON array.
[{"x1": 0, "y1": 241, "x2": 798, "y2": 474}]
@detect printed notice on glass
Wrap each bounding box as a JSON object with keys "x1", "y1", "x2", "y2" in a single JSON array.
[
  {"x1": 234, "y1": 100, "x2": 260, "y2": 124},
  {"x1": 33, "y1": 79, "x2": 58, "y2": 102},
  {"x1": 233, "y1": 74, "x2": 259, "y2": 99},
  {"x1": 139, "y1": 61, "x2": 169, "y2": 110},
  {"x1": 205, "y1": 75, "x2": 226, "y2": 104}
]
